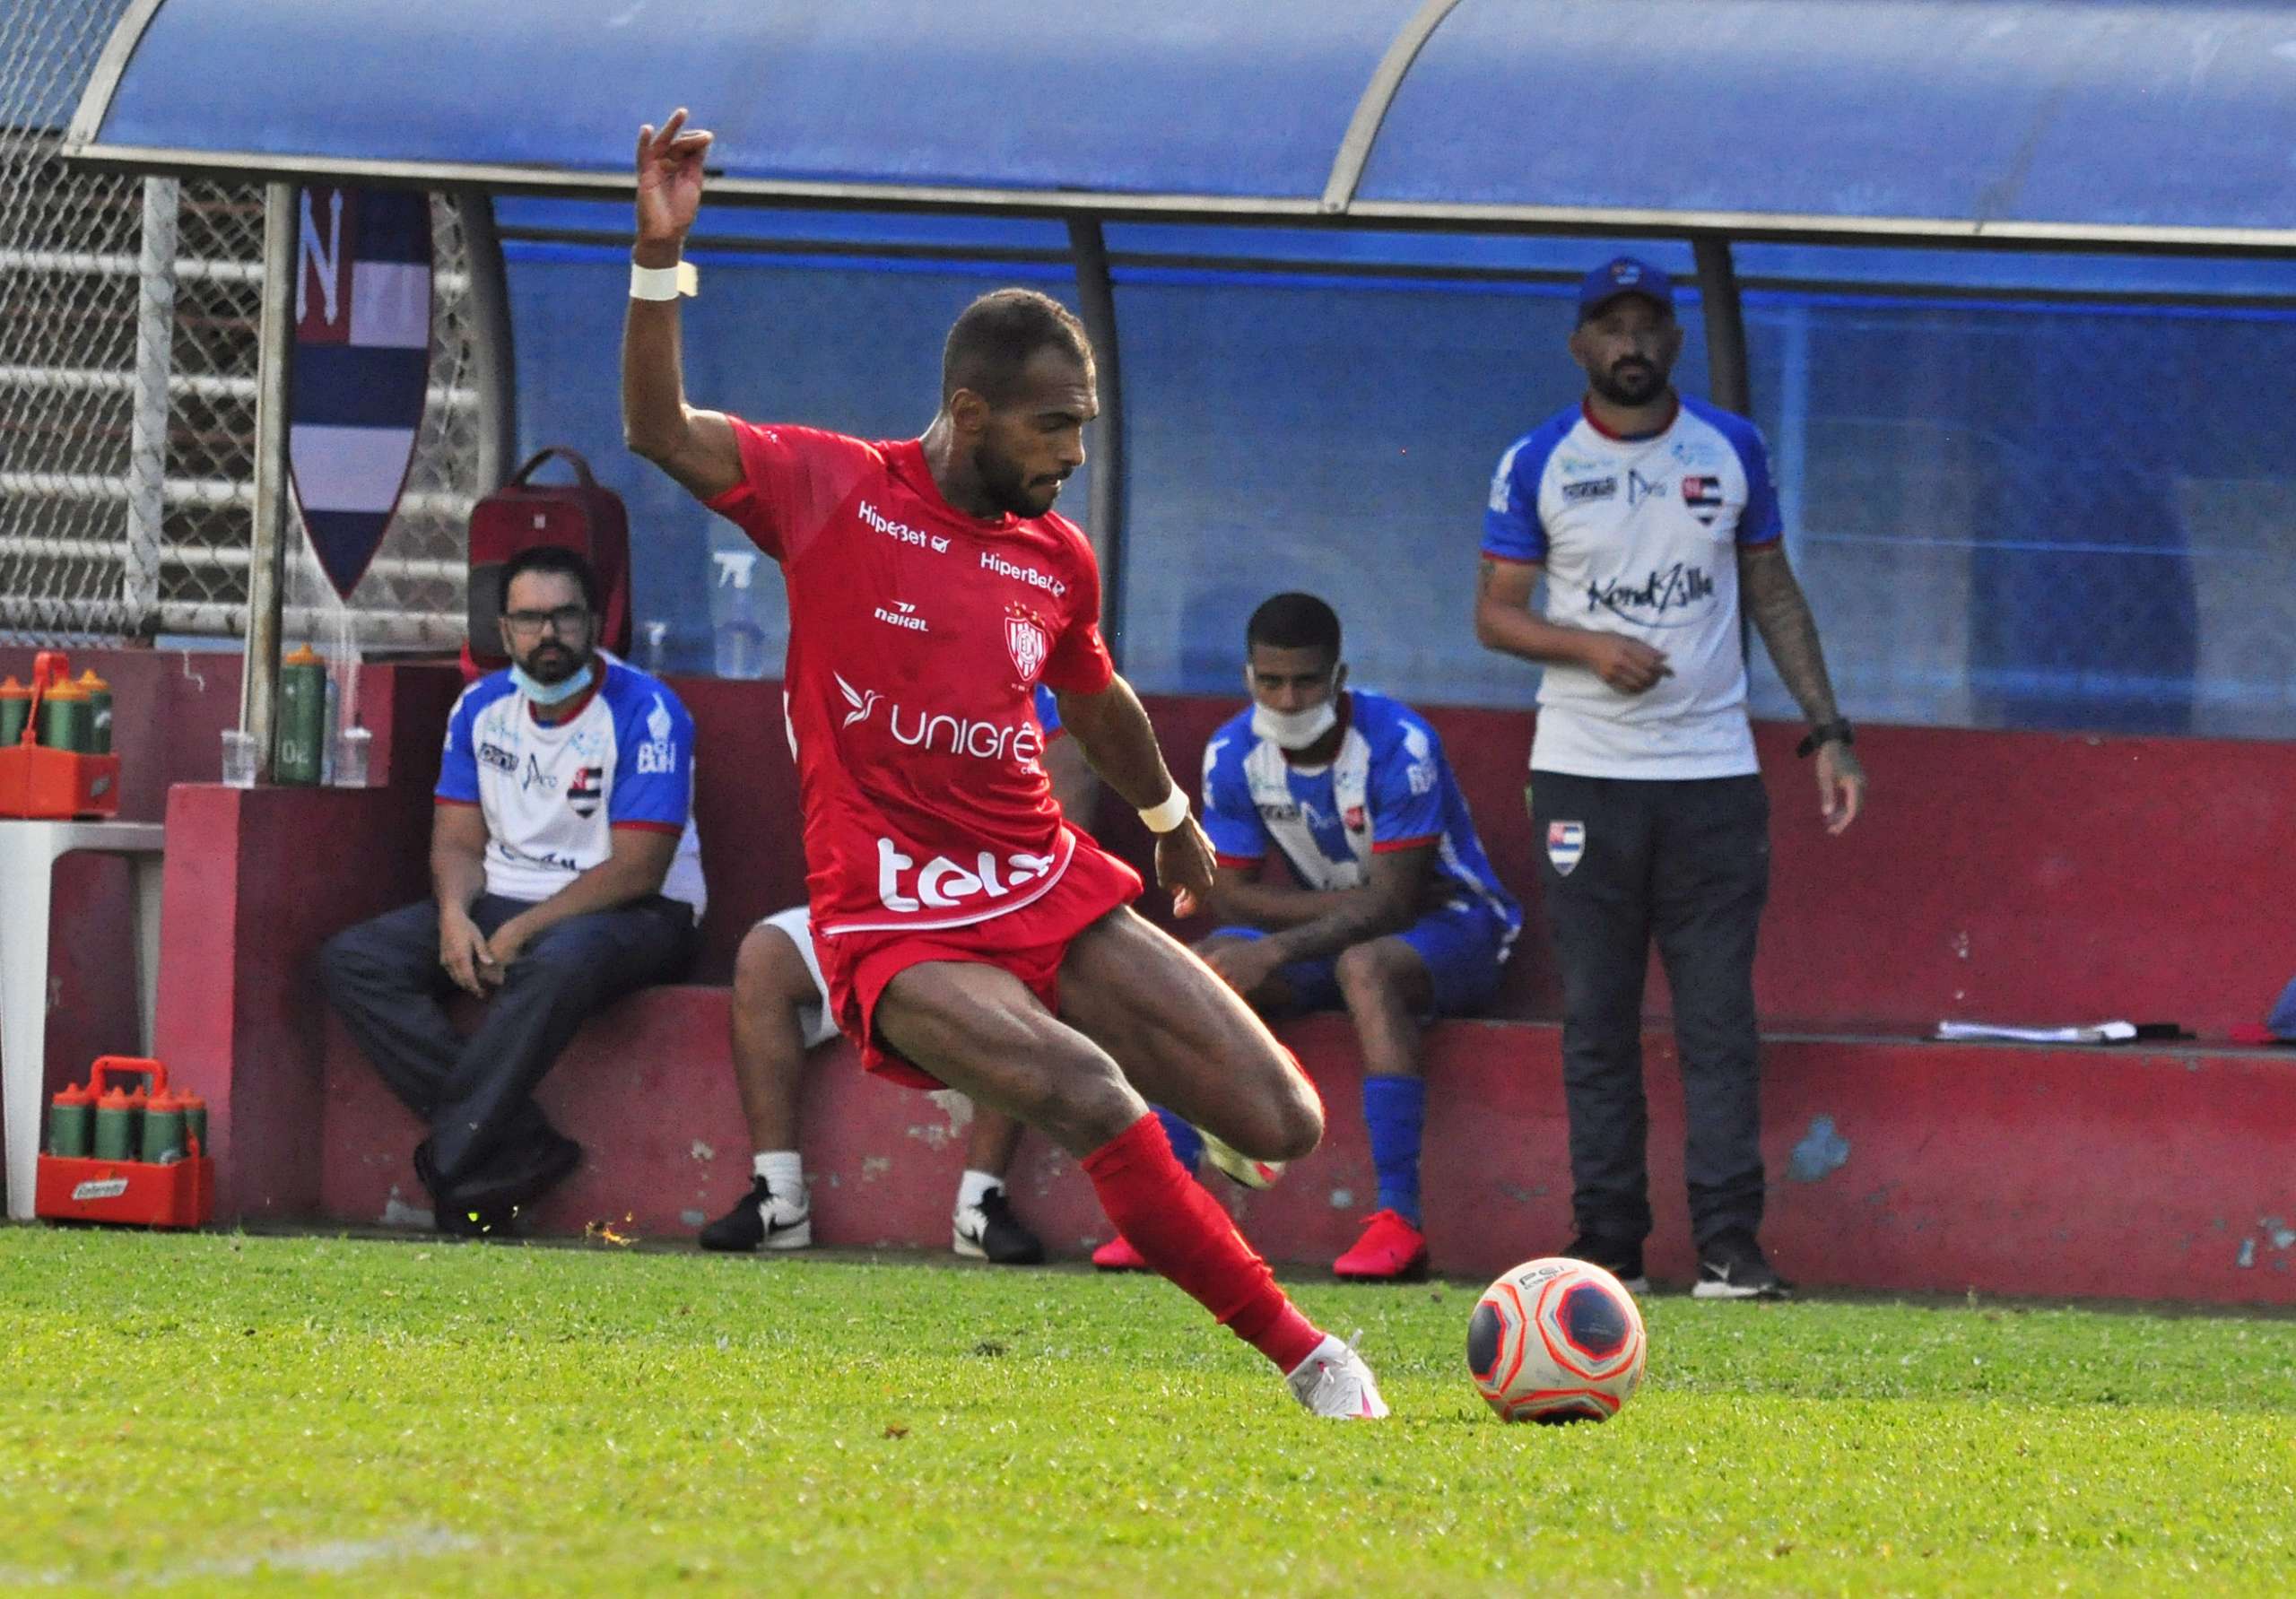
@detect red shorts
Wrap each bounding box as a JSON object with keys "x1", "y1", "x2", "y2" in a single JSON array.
[{"x1": 813, "y1": 830, "x2": 1144, "y2": 1091}]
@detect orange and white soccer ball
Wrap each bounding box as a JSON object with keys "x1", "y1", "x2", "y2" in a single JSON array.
[{"x1": 1466, "y1": 1256, "x2": 1647, "y2": 1423}]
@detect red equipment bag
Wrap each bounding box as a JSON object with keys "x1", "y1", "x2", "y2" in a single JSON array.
[{"x1": 463, "y1": 448, "x2": 631, "y2": 673}]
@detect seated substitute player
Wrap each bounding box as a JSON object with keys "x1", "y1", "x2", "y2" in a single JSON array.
[
  {"x1": 1093, "y1": 594, "x2": 1520, "y2": 1282},
  {"x1": 700, "y1": 685, "x2": 1098, "y2": 1264},
  {"x1": 321, "y1": 545, "x2": 704, "y2": 1236},
  {"x1": 624, "y1": 109, "x2": 1386, "y2": 1418}
]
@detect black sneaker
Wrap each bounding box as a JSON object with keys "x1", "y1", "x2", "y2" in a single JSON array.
[
  {"x1": 433, "y1": 1200, "x2": 518, "y2": 1239},
  {"x1": 1562, "y1": 1234, "x2": 1650, "y2": 1295},
  {"x1": 952, "y1": 1186, "x2": 1044, "y2": 1265},
  {"x1": 698, "y1": 1178, "x2": 812, "y2": 1253},
  {"x1": 416, "y1": 1129, "x2": 582, "y2": 1215},
  {"x1": 1693, "y1": 1229, "x2": 1793, "y2": 1300}
]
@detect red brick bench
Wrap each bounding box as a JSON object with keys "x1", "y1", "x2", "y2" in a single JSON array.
[{"x1": 131, "y1": 664, "x2": 2296, "y2": 1307}]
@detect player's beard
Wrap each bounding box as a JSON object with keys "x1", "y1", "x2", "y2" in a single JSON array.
[
  {"x1": 974, "y1": 442, "x2": 1062, "y2": 518},
  {"x1": 517, "y1": 639, "x2": 589, "y2": 686},
  {"x1": 1588, "y1": 358, "x2": 1667, "y2": 408}
]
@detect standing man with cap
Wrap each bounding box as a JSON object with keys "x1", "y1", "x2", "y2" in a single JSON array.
[{"x1": 1473, "y1": 256, "x2": 1866, "y2": 1299}]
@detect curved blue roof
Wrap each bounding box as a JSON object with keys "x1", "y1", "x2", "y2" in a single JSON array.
[
  {"x1": 1353, "y1": 0, "x2": 2296, "y2": 241},
  {"x1": 66, "y1": 0, "x2": 2296, "y2": 248},
  {"x1": 74, "y1": 0, "x2": 1413, "y2": 209}
]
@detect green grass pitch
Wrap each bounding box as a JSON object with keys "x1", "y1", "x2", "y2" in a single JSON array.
[{"x1": 1, "y1": 1228, "x2": 2291, "y2": 1595}]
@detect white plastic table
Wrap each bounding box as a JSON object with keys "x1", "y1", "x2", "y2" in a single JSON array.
[{"x1": 0, "y1": 820, "x2": 166, "y2": 1221}]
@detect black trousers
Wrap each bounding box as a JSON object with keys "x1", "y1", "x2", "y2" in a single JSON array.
[
  {"x1": 319, "y1": 893, "x2": 695, "y2": 1196},
  {"x1": 1529, "y1": 771, "x2": 1770, "y2": 1249}
]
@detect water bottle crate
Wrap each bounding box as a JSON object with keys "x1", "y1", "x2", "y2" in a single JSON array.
[
  {"x1": 4, "y1": 648, "x2": 121, "y2": 818},
  {"x1": 35, "y1": 1152, "x2": 213, "y2": 1230},
  {"x1": 0, "y1": 746, "x2": 121, "y2": 820},
  {"x1": 36, "y1": 1056, "x2": 212, "y2": 1229}
]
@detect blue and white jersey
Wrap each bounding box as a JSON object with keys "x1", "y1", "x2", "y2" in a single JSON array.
[
  {"x1": 437, "y1": 656, "x2": 706, "y2": 914},
  {"x1": 1483, "y1": 396, "x2": 1782, "y2": 779},
  {"x1": 1201, "y1": 690, "x2": 1520, "y2": 940}
]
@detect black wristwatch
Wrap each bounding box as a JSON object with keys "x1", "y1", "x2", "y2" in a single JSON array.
[{"x1": 1796, "y1": 719, "x2": 1854, "y2": 759}]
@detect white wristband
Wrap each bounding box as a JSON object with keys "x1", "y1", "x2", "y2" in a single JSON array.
[
  {"x1": 1138, "y1": 787, "x2": 1190, "y2": 835},
  {"x1": 630, "y1": 259, "x2": 698, "y2": 300}
]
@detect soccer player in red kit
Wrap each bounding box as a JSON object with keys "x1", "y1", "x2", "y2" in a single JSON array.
[{"x1": 622, "y1": 110, "x2": 1385, "y2": 1419}]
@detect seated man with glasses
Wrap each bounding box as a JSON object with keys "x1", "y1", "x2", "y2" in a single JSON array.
[{"x1": 321, "y1": 544, "x2": 705, "y2": 1235}]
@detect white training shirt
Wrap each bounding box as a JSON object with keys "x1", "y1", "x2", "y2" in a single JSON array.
[
  {"x1": 1483, "y1": 395, "x2": 1784, "y2": 779},
  {"x1": 436, "y1": 656, "x2": 707, "y2": 914}
]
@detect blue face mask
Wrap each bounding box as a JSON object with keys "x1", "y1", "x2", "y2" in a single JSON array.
[{"x1": 512, "y1": 660, "x2": 594, "y2": 706}]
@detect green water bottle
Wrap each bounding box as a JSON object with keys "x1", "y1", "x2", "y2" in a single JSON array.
[
  {"x1": 39, "y1": 678, "x2": 91, "y2": 753},
  {"x1": 77, "y1": 668, "x2": 113, "y2": 754},
  {"x1": 180, "y1": 1091, "x2": 208, "y2": 1157},
  {"x1": 92, "y1": 1088, "x2": 136, "y2": 1160},
  {"x1": 141, "y1": 1089, "x2": 186, "y2": 1165},
  {"x1": 276, "y1": 645, "x2": 326, "y2": 785},
  {"x1": 48, "y1": 1082, "x2": 93, "y2": 1158},
  {"x1": 0, "y1": 676, "x2": 29, "y2": 745}
]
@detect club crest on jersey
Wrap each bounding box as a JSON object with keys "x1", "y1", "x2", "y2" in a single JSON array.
[
  {"x1": 1548, "y1": 821, "x2": 1586, "y2": 876},
  {"x1": 1005, "y1": 611, "x2": 1048, "y2": 685},
  {"x1": 567, "y1": 765, "x2": 604, "y2": 819},
  {"x1": 1682, "y1": 475, "x2": 1725, "y2": 526}
]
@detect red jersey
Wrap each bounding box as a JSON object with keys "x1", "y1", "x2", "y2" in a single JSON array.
[{"x1": 707, "y1": 421, "x2": 1118, "y2": 938}]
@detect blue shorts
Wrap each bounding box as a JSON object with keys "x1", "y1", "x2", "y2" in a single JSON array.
[{"x1": 1212, "y1": 901, "x2": 1514, "y2": 1019}]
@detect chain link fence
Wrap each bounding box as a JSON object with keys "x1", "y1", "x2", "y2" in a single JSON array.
[{"x1": 2, "y1": 0, "x2": 503, "y2": 655}]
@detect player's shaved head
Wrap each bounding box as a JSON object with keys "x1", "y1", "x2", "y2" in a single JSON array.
[
  {"x1": 1247, "y1": 593, "x2": 1342, "y2": 665},
  {"x1": 942, "y1": 289, "x2": 1094, "y2": 407}
]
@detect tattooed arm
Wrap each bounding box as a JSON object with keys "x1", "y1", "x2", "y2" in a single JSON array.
[{"x1": 1738, "y1": 542, "x2": 1866, "y2": 834}]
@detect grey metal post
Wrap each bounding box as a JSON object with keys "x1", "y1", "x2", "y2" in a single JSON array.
[
  {"x1": 1776, "y1": 302, "x2": 1811, "y2": 566},
  {"x1": 455, "y1": 189, "x2": 517, "y2": 492},
  {"x1": 122, "y1": 175, "x2": 179, "y2": 639},
  {"x1": 1692, "y1": 237, "x2": 1758, "y2": 660},
  {"x1": 1692, "y1": 235, "x2": 1752, "y2": 416},
  {"x1": 1065, "y1": 218, "x2": 1126, "y2": 656},
  {"x1": 241, "y1": 180, "x2": 298, "y2": 778}
]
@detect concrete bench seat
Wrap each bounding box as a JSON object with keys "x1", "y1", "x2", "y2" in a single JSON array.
[{"x1": 313, "y1": 987, "x2": 2296, "y2": 1308}]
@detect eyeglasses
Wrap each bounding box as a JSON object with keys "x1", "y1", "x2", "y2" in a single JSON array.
[{"x1": 502, "y1": 605, "x2": 592, "y2": 639}]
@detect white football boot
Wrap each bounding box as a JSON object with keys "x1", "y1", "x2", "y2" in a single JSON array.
[{"x1": 1286, "y1": 1331, "x2": 1390, "y2": 1420}]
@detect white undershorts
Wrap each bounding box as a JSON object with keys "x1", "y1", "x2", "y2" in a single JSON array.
[{"x1": 754, "y1": 905, "x2": 841, "y2": 1051}]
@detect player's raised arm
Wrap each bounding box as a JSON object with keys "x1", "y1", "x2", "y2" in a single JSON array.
[
  {"x1": 622, "y1": 109, "x2": 743, "y2": 501},
  {"x1": 1054, "y1": 677, "x2": 1216, "y2": 917}
]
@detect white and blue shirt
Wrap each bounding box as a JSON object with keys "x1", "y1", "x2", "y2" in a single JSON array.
[
  {"x1": 1201, "y1": 690, "x2": 1521, "y2": 939},
  {"x1": 1484, "y1": 396, "x2": 1783, "y2": 778},
  {"x1": 437, "y1": 656, "x2": 707, "y2": 914}
]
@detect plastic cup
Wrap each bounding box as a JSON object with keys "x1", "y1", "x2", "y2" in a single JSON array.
[
  {"x1": 334, "y1": 726, "x2": 372, "y2": 787},
  {"x1": 221, "y1": 728, "x2": 257, "y2": 788}
]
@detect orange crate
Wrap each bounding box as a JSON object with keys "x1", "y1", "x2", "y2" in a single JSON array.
[
  {"x1": 35, "y1": 1057, "x2": 213, "y2": 1230},
  {"x1": 0, "y1": 744, "x2": 120, "y2": 820},
  {"x1": 35, "y1": 1152, "x2": 212, "y2": 1230}
]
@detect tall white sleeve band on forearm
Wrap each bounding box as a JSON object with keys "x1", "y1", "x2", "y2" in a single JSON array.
[
  {"x1": 1138, "y1": 787, "x2": 1190, "y2": 835},
  {"x1": 630, "y1": 259, "x2": 698, "y2": 300}
]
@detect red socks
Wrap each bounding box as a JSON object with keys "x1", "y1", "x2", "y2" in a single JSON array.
[{"x1": 1082, "y1": 1113, "x2": 1324, "y2": 1374}]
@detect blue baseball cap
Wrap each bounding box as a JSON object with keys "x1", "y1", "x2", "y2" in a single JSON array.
[{"x1": 1577, "y1": 256, "x2": 1674, "y2": 322}]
